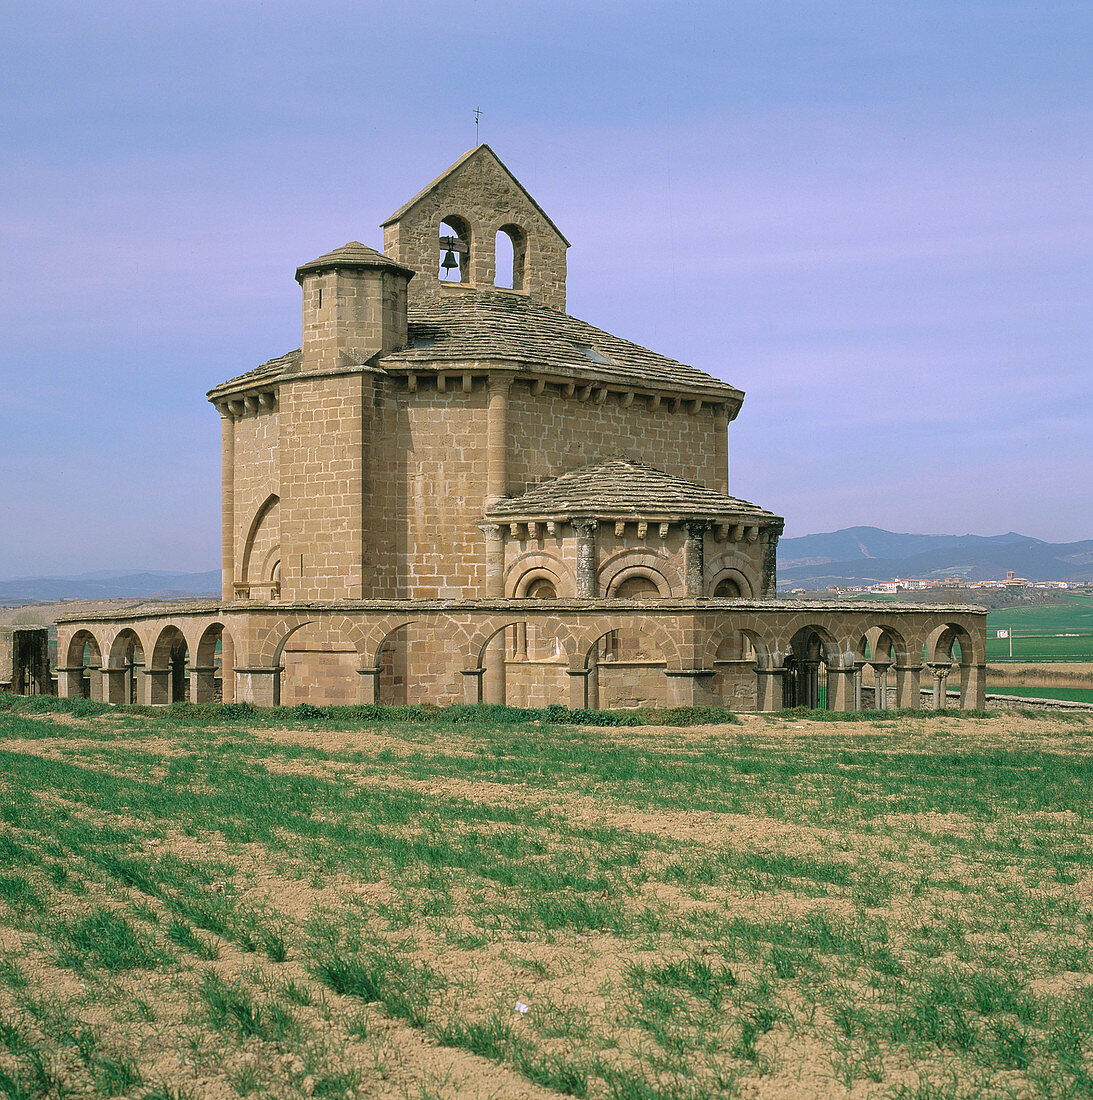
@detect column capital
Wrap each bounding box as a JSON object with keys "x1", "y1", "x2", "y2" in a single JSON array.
[
  {"x1": 477, "y1": 522, "x2": 504, "y2": 541},
  {"x1": 570, "y1": 517, "x2": 599, "y2": 535},
  {"x1": 684, "y1": 519, "x2": 711, "y2": 537},
  {"x1": 487, "y1": 372, "x2": 513, "y2": 394}
]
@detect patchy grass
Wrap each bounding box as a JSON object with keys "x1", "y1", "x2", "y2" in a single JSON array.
[{"x1": 0, "y1": 698, "x2": 1092, "y2": 1096}]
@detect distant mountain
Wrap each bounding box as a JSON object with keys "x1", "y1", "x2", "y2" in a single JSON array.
[
  {"x1": 0, "y1": 570, "x2": 220, "y2": 602},
  {"x1": 779, "y1": 528, "x2": 1093, "y2": 587}
]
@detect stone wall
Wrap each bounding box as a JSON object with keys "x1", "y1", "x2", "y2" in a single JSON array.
[
  {"x1": 54, "y1": 599, "x2": 990, "y2": 713},
  {"x1": 383, "y1": 147, "x2": 568, "y2": 311},
  {"x1": 507, "y1": 383, "x2": 724, "y2": 495}
]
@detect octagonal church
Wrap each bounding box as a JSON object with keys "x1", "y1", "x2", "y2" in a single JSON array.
[{"x1": 57, "y1": 147, "x2": 987, "y2": 712}]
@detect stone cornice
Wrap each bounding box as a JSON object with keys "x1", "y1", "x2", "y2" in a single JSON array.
[{"x1": 58, "y1": 597, "x2": 990, "y2": 622}]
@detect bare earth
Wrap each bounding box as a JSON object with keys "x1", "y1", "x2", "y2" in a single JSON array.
[{"x1": 1, "y1": 707, "x2": 1091, "y2": 1098}]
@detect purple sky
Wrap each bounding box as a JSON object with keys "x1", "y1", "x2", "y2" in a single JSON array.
[{"x1": 2, "y1": 1, "x2": 1090, "y2": 576}]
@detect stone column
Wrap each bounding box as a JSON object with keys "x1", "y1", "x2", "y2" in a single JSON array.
[
  {"x1": 853, "y1": 662, "x2": 864, "y2": 712},
  {"x1": 219, "y1": 405, "x2": 235, "y2": 601},
  {"x1": 57, "y1": 666, "x2": 86, "y2": 699},
  {"x1": 567, "y1": 668, "x2": 591, "y2": 709},
  {"x1": 573, "y1": 519, "x2": 599, "y2": 597},
  {"x1": 684, "y1": 522, "x2": 708, "y2": 597},
  {"x1": 102, "y1": 666, "x2": 128, "y2": 705},
  {"x1": 894, "y1": 664, "x2": 922, "y2": 709},
  {"x1": 928, "y1": 663, "x2": 951, "y2": 709},
  {"x1": 962, "y1": 664, "x2": 987, "y2": 710},
  {"x1": 870, "y1": 661, "x2": 891, "y2": 710},
  {"x1": 221, "y1": 632, "x2": 235, "y2": 704},
  {"x1": 147, "y1": 669, "x2": 171, "y2": 706},
  {"x1": 828, "y1": 666, "x2": 857, "y2": 712},
  {"x1": 357, "y1": 666, "x2": 383, "y2": 704},
  {"x1": 803, "y1": 660, "x2": 821, "y2": 708},
  {"x1": 714, "y1": 406, "x2": 730, "y2": 496},
  {"x1": 756, "y1": 667, "x2": 785, "y2": 712},
  {"x1": 190, "y1": 666, "x2": 218, "y2": 703},
  {"x1": 761, "y1": 523, "x2": 782, "y2": 597},
  {"x1": 478, "y1": 523, "x2": 505, "y2": 597},
  {"x1": 485, "y1": 375, "x2": 511, "y2": 509}
]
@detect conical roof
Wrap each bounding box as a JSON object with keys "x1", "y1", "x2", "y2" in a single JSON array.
[{"x1": 294, "y1": 242, "x2": 415, "y2": 283}]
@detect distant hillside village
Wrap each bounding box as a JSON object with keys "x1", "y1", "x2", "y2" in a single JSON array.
[{"x1": 801, "y1": 572, "x2": 1084, "y2": 597}]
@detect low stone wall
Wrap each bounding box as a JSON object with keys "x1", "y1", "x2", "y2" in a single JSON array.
[{"x1": 54, "y1": 597, "x2": 989, "y2": 713}]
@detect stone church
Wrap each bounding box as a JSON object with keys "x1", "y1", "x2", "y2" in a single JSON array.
[{"x1": 57, "y1": 147, "x2": 986, "y2": 712}]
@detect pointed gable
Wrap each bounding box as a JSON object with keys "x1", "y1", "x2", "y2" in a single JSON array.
[{"x1": 381, "y1": 145, "x2": 569, "y2": 311}]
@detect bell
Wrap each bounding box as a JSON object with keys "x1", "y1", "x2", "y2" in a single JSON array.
[{"x1": 441, "y1": 249, "x2": 458, "y2": 273}]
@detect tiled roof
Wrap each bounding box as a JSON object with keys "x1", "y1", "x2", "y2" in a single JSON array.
[
  {"x1": 381, "y1": 292, "x2": 739, "y2": 396},
  {"x1": 207, "y1": 350, "x2": 300, "y2": 397},
  {"x1": 486, "y1": 460, "x2": 780, "y2": 521},
  {"x1": 208, "y1": 291, "x2": 741, "y2": 398},
  {"x1": 294, "y1": 242, "x2": 415, "y2": 282}
]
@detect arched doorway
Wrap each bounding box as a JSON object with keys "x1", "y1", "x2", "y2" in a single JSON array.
[{"x1": 785, "y1": 627, "x2": 836, "y2": 710}]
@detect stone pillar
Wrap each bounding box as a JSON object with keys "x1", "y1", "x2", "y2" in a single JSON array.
[
  {"x1": 828, "y1": 666, "x2": 857, "y2": 712},
  {"x1": 478, "y1": 523, "x2": 505, "y2": 597},
  {"x1": 567, "y1": 668, "x2": 591, "y2": 709},
  {"x1": 461, "y1": 667, "x2": 484, "y2": 705},
  {"x1": 665, "y1": 668, "x2": 716, "y2": 707},
  {"x1": 57, "y1": 666, "x2": 86, "y2": 699},
  {"x1": 485, "y1": 375, "x2": 511, "y2": 509},
  {"x1": 714, "y1": 406, "x2": 730, "y2": 496},
  {"x1": 357, "y1": 666, "x2": 382, "y2": 705},
  {"x1": 761, "y1": 523, "x2": 782, "y2": 597},
  {"x1": 190, "y1": 666, "x2": 218, "y2": 703},
  {"x1": 233, "y1": 667, "x2": 281, "y2": 707},
  {"x1": 221, "y1": 633, "x2": 235, "y2": 704},
  {"x1": 102, "y1": 666, "x2": 128, "y2": 705},
  {"x1": 962, "y1": 664, "x2": 987, "y2": 710},
  {"x1": 573, "y1": 519, "x2": 599, "y2": 597},
  {"x1": 484, "y1": 633, "x2": 506, "y2": 704},
  {"x1": 928, "y1": 663, "x2": 951, "y2": 709},
  {"x1": 871, "y1": 661, "x2": 891, "y2": 711},
  {"x1": 684, "y1": 522, "x2": 708, "y2": 597},
  {"x1": 895, "y1": 664, "x2": 922, "y2": 709},
  {"x1": 219, "y1": 405, "x2": 235, "y2": 601},
  {"x1": 756, "y1": 667, "x2": 785, "y2": 712},
  {"x1": 853, "y1": 662, "x2": 864, "y2": 712},
  {"x1": 147, "y1": 669, "x2": 171, "y2": 706},
  {"x1": 803, "y1": 660, "x2": 821, "y2": 708}
]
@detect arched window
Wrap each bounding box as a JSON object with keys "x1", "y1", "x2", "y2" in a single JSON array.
[
  {"x1": 525, "y1": 577, "x2": 557, "y2": 598},
  {"x1": 713, "y1": 578, "x2": 742, "y2": 598},
  {"x1": 494, "y1": 224, "x2": 526, "y2": 289},
  {"x1": 439, "y1": 216, "x2": 471, "y2": 283}
]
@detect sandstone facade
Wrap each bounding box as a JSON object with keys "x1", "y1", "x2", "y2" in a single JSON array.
[{"x1": 56, "y1": 146, "x2": 987, "y2": 711}]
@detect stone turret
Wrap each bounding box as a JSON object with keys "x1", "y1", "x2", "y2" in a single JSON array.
[{"x1": 294, "y1": 242, "x2": 415, "y2": 373}]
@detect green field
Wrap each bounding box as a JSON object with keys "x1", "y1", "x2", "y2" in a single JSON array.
[
  {"x1": 985, "y1": 595, "x2": 1093, "y2": 661},
  {"x1": 987, "y1": 684, "x2": 1093, "y2": 704},
  {"x1": 2, "y1": 695, "x2": 1093, "y2": 1097}
]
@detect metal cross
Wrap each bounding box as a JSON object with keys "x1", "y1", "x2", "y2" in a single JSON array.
[{"x1": 474, "y1": 107, "x2": 481, "y2": 144}]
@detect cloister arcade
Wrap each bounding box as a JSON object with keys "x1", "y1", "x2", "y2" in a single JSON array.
[{"x1": 56, "y1": 600, "x2": 987, "y2": 713}]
